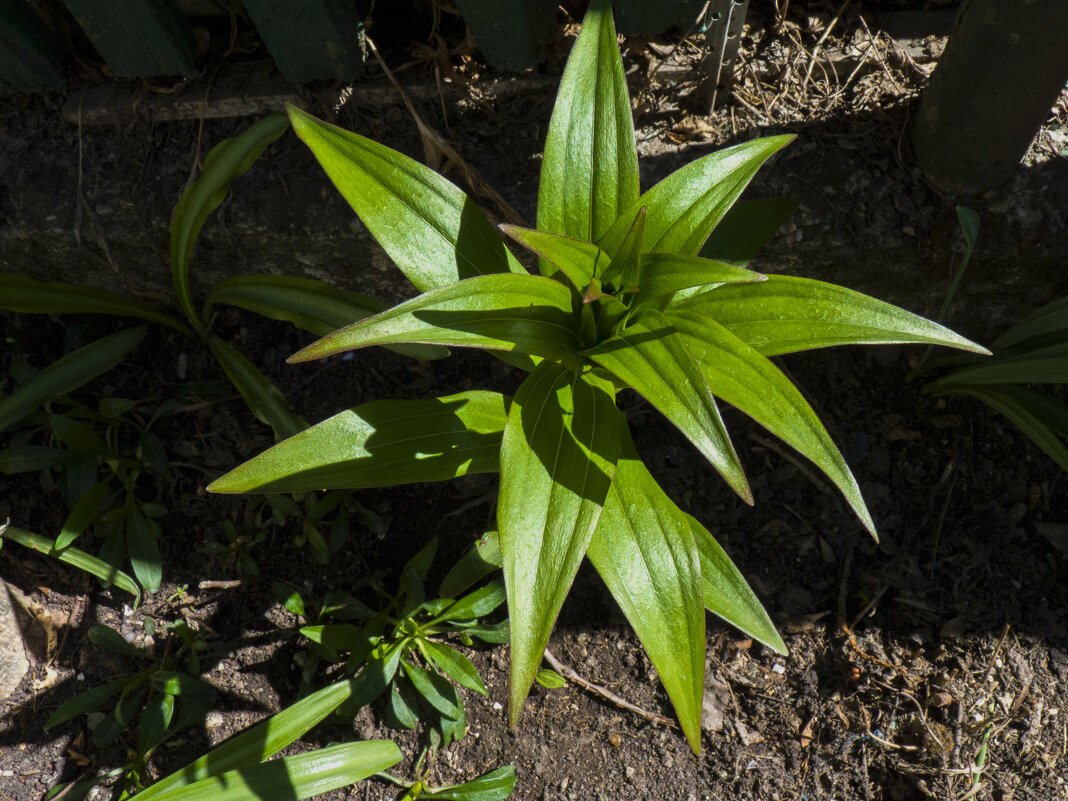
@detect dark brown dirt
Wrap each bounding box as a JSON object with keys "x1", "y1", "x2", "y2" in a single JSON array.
[{"x1": 2, "y1": 3, "x2": 1067, "y2": 801}]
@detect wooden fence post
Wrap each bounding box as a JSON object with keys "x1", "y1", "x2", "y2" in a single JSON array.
[
  {"x1": 0, "y1": 0, "x2": 65, "y2": 93},
  {"x1": 910, "y1": 0, "x2": 1068, "y2": 194},
  {"x1": 61, "y1": 0, "x2": 197, "y2": 78},
  {"x1": 454, "y1": 0, "x2": 557, "y2": 71},
  {"x1": 241, "y1": 0, "x2": 365, "y2": 83}
]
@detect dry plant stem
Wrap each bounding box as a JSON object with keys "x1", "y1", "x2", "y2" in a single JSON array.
[
  {"x1": 857, "y1": 15, "x2": 903, "y2": 95},
  {"x1": 364, "y1": 36, "x2": 525, "y2": 226},
  {"x1": 542, "y1": 648, "x2": 677, "y2": 729},
  {"x1": 802, "y1": 0, "x2": 852, "y2": 91}
]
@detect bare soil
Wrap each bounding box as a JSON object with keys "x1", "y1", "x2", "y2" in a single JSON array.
[{"x1": 2, "y1": 2, "x2": 1067, "y2": 800}]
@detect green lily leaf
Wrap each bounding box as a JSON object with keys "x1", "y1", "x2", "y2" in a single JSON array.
[
  {"x1": 602, "y1": 206, "x2": 647, "y2": 292},
  {"x1": 172, "y1": 114, "x2": 288, "y2": 332},
  {"x1": 45, "y1": 678, "x2": 128, "y2": 730},
  {"x1": 421, "y1": 765, "x2": 517, "y2": 801},
  {"x1": 205, "y1": 274, "x2": 447, "y2": 361},
  {"x1": 138, "y1": 693, "x2": 175, "y2": 756},
  {"x1": 88, "y1": 624, "x2": 144, "y2": 658},
  {"x1": 537, "y1": 0, "x2": 638, "y2": 251},
  {"x1": 402, "y1": 659, "x2": 462, "y2": 718},
  {"x1": 208, "y1": 391, "x2": 509, "y2": 494},
  {"x1": 0, "y1": 328, "x2": 145, "y2": 433},
  {"x1": 993, "y1": 295, "x2": 1068, "y2": 350},
  {"x1": 667, "y1": 309, "x2": 876, "y2": 537},
  {"x1": 0, "y1": 445, "x2": 69, "y2": 474},
  {"x1": 435, "y1": 577, "x2": 507, "y2": 622},
  {"x1": 678, "y1": 274, "x2": 990, "y2": 356},
  {"x1": 598, "y1": 136, "x2": 794, "y2": 258},
  {"x1": 499, "y1": 225, "x2": 609, "y2": 292},
  {"x1": 633, "y1": 252, "x2": 766, "y2": 306},
  {"x1": 688, "y1": 514, "x2": 786, "y2": 655},
  {"x1": 207, "y1": 336, "x2": 306, "y2": 441},
  {"x1": 438, "y1": 531, "x2": 503, "y2": 598},
  {"x1": 587, "y1": 449, "x2": 706, "y2": 753},
  {"x1": 499, "y1": 365, "x2": 619, "y2": 725},
  {"x1": 698, "y1": 196, "x2": 799, "y2": 268},
  {"x1": 0, "y1": 525, "x2": 140, "y2": 604},
  {"x1": 288, "y1": 105, "x2": 524, "y2": 292},
  {"x1": 141, "y1": 741, "x2": 402, "y2": 801},
  {"x1": 922, "y1": 341, "x2": 1068, "y2": 387},
  {"x1": 56, "y1": 478, "x2": 113, "y2": 551},
  {"x1": 287, "y1": 274, "x2": 582, "y2": 366},
  {"x1": 135, "y1": 662, "x2": 398, "y2": 801},
  {"x1": 0, "y1": 274, "x2": 193, "y2": 337},
  {"x1": 126, "y1": 503, "x2": 162, "y2": 593},
  {"x1": 422, "y1": 640, "x2": 488, "y2": 695},
  {"x1": 926, "y1": 384, "x2": 1068, "y2": 472},
  {"x1": 49, "y1": 415, "x2": 108, "y2": 456},
  {"x1": 587, "y1": 310, "x2": 751, "y2": 503}
]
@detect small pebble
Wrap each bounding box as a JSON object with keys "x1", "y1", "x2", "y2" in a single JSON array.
[
  {"x1": 492, "y1": 701, "x2": 503, "y2": 711},
  {"x1": 772, "y1": 663, "x2": 786, "y2": 674}
]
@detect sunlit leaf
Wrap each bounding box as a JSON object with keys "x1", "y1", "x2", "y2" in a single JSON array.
[
  {"x1": 598, "y1": 136, "x2": 793, "y2": 258},
  {"x1": 209, "y1": 391, "x2": 509, "y2": 494},
  {"x1": 499, "y1": 366, "x2": 619, "y2": 724},
  {"x1": 587, "y1": 310, "x2": 751, "y2": 503},
  {"x1": 667, "y1": 309, "x2": 875, "y2": 537},
  {"x1": 537, "y1": 0, "x2": 638, "y2": 251},
  {"x1": 289, "y1": 106, "x2": 524, "y2": 292},
  {"x1": 677, "y1": 274, "x2": 990, "y2": 357},
  {"x1": 587, "y1": 448, "x2": 705, "y2": 752},
  {"x1": 287, "y1": 274, "x2": 582, "y2": 366}
]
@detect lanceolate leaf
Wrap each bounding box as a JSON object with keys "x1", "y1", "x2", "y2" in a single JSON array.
[
  {"x1": 172, "y1": 114, "x2": 288, "y2": 332},
  {"x1": 698, "y1": 196, "x2": 799, "y2": 268},
  {"x1": 598, "y1": 136, "x2": 794, "y2": 258},
  {"x1": 135, "y1": 662, "x2": 399, "y2": 801},
  {"x1": 687, "y1": 514, "x2": 786, "y2": 655},
  {"x1": 922, "y1": 341, "x2": 1068, "y2": 387},
  {"x1": 288, "y1": 106, "x2": 524, "y2": 292},
  {"x1": 140, "y1": 741, "x2": 402, "y2": 801},
  {"x1": 993, "y1": 295, "x2": 1068, "y2": 350},
  {"x1": 633, "y1": 252, "x2": 766, "y2": 306},
  {"x1": 422, "y1": 765, "x2": 517, "y2": 801},
  {"x1": 0, "y1": 526, "x2": 140, "y2": 603},
  {"x1": 0, "y1": 274, "x2": 192, "y2": 337},
  {"x1": 499, "y1": 365, "x2": 619, "y2": 725},
  {"x1": 587, "y1": 311, "x2": 751, "y2": 503},
  {"x1": 208, "y1": 337, "x2": 306, "y2": 441},
  {"x1": 287, "y1": 274, "x2": 582, "y2": 365},
  {"x1": 204, "y1": 274, "x2": 447, "y2": 361},
  {"x1": 499, "y1": 225, "x2": 609, "y2": 291},
  {"x1": 421, "y1": 640, "x2": 488, "y2": 695},
  {"x1": 677, "y1": 274, "x2": 990, "y2": 357},
  {"x1": 126, "y1": 504, "x2": 163, "y2": 593},
  {"x1": 537, "y1": 0, "x2": 639, "y2": 250},
  {"x1": 0, "y1": 328, "x2": 145, "y2": 433},
  {"x1": 667, "y1": 309, "x2": 876, "y2": 537},
  {"x1": 208, "y1": 391, "x2": 509, "y2": 494},
  {"x1": 587, "y1": 451, "x2": 706, "y2": 753}
]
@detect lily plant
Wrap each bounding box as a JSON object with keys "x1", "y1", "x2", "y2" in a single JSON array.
[{"x1": 210, "y1": 0, "x2": 987, "y2": 751}]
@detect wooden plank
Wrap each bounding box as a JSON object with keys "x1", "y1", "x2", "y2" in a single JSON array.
[
  {"x1": 911, "y1": 0, "x2": 1068, "y2": 192},
  {"x1": 61, "y1": 0, "x2": 197, "y2": 78},
  {"x1": 455, "y1": 0, "x2": 557, "y2": 72},
  {"x1": 242, "y1": 0, "x2": 364, "y2": 83},
  {"x1": 613, "y1": 0, "x2": 706, "y2": 36},
  {"x1": 0, "y1": 0, "x2": 66, "y2": 94}
]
